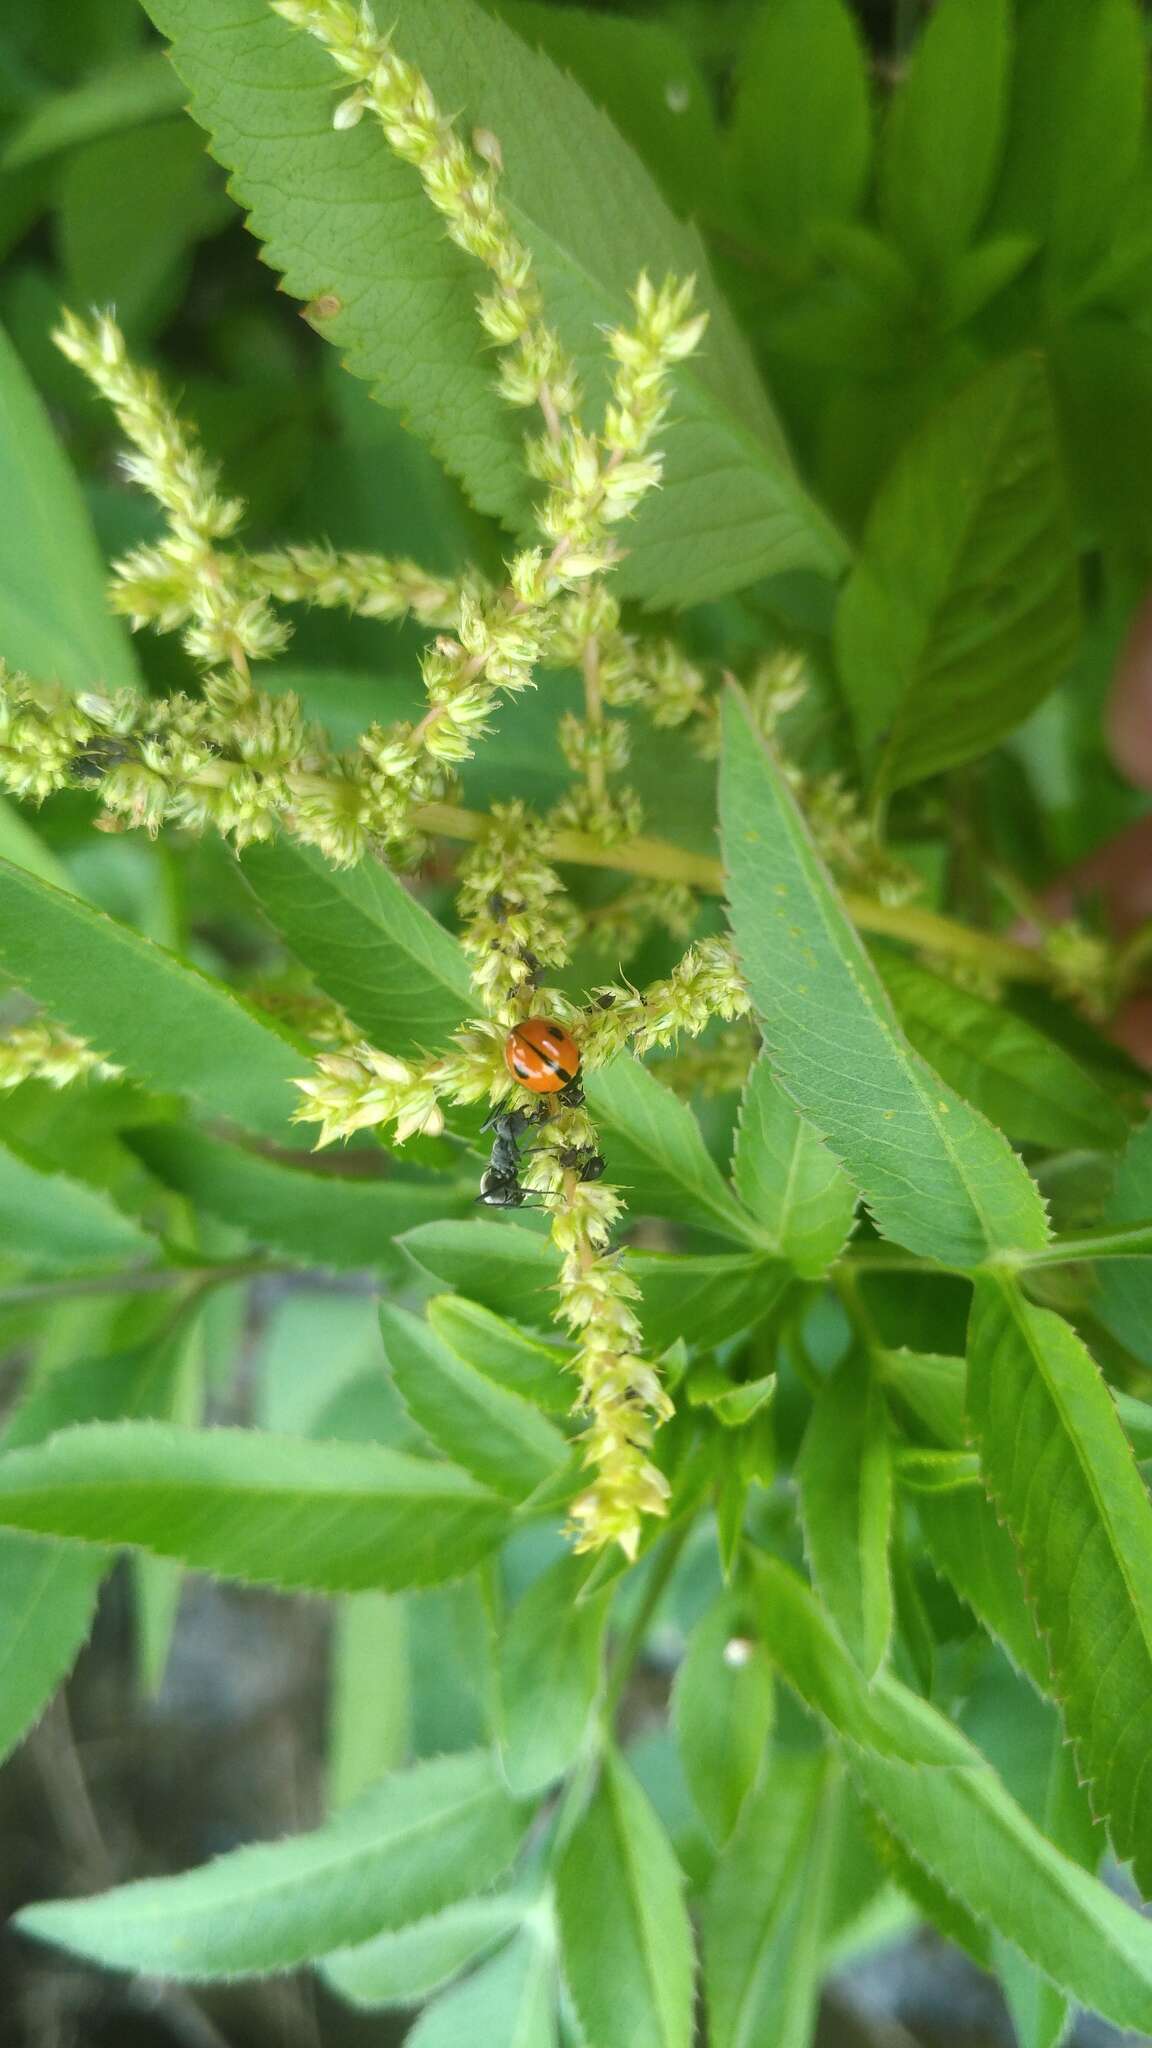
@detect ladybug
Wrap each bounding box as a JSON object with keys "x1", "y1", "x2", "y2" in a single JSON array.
[{"x1": 504, "y1": 1018, "x2": 583, "y2": 1103}]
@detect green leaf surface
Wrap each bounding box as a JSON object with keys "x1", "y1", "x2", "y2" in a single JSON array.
[
  {"x1": 0, "y1": 321, "x2": 138, "y2": 689},
  {"x1": 671, "y1": 1594, "x2": 773, "y2": 1847},
  {"x1": 134, "y1": 1124, "x2": 457, "y2": 1270},
  {"x1": 1094, "y1": 1116, "x2": 1152, "y2": 1364},
  {"x1": 993, "y1": 0, "x2": 1146, "y2": 296},
  {"x1": 876, "y1": 950, "x2": 1129, "y2": 1153},
  {"x1": 585, "y1": 1056, "x2": 761, "y2": 1245},
  {"x1": 380, "y1": 1304, "x2": 569, "y2": 1503},
  {"x1": 240, "y1": 841, "x2": 471, "y2": 1059},
  {"x1": 798, "y1": 1355, "x2": 893, "y2": 1676},
  {"x1": 58, "y1": 117, "x2": 230, "y2": 339},
  {"x1": 732, "y1": 1050, "x2": 856, "y2": 1276},
  {"x1": 729, "y1": 0, "x2": 870, "y2": 270},
  {"x1": 140, "y1": 0, "x2": 845, "y2": 608},
  {"x1": 320, "y1": 1892, "x2": 525, "y2": 2009},
  {"x1": 967, "y1": 1276, "x2": 1152, "y2": 1894},
  {"x1": 719, "y1": 687, "x2": 1050, "y2": 1266},
  {"x1": 3, "y1": 49, "x2": 186, "y2": 167},
  {"x1": 426, "y1": 1296, "x2": 572, "y2": 1415},
  {"x1": 753, "y1": 1556, "x2": 1152, "y2": 2032},
  {"x1": 327, "y1": 1593, "x2": 410, "y2": 1813},
  {"x1": 912, "y1": 1481, "x2": 1048, "y2": 1690},
  {"x1": 555, "y1": 1750, "x2": 694, "y2": 2048},
  {"x1": 702, "y1": 1753, "x2": 838, "y2": 2048},
  {"x1": 0, "y1": 1422, "x2": 510, "y2": 1593},
  {"x1": 403, "y1": 1927, "x2": 557, "y2": 2048},
  {"x1": 879, "y1": 0, "x2": 1009, "y2": 273},
  {"x1": 0, "y1": 1136, "x2": 155, "y2": 1270},
  {"x1": 877, "y1": 1347, "x2": 966, "y2": 1448},
  {"x1": 0, "y1": 860, "x2": 304, "y2": 1139},
  {"x1": 0, "y1": 1540, "x2": 104, "y2": 1770},
  {"x1": 17, "y1": 1750, "x2": 527, "y2": 1979},
  {"x1": 835, "y1": 356, "x2": 1080, "y2": 794},
  {"x1": 498, "y1": 1554, "x2": 608, "y2": 1798},
  {"x1": 402, "y1": 1220, "x2": 789, "y2": 1351}
]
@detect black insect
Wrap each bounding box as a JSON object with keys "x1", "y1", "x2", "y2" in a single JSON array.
[{"x1": 477, "y1": 1103, "x2": 545, "y2": 1209}]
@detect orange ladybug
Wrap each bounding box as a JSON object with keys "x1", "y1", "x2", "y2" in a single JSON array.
[{"x1": 504, "y1": 1017, "x2": 582, "y2": 1098}]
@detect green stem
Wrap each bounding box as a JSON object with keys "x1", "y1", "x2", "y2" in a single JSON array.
[
  {"x1": 601, "y1": 1512, "x2": 695, "y2": 1724},
  {"x1": 0, "y1": 1258, "x2": 285, "y2": 1311},
  {"x1": 1008, "y1": 1222, "x2": 1152, "y2": 1269},
  {"x1": 415, "y1": 803, "x2": 1053, "y2": 986}
]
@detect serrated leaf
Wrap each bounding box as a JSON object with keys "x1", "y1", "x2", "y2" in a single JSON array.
[
  {"x1": 719, "y1": 687, "x2": 1050, "y2": 1267},
  {"x1": 380, "y1": 1304, "x2": 569, "y2": 1502},
  {"x1": 702, "y1": 1753, "x2": 838, "y2": 2048},
  {"x1": 0, "y1": 320, "x2": 138, "y2": 688},
  {"x1": 427, "y1": 1296, "x2": 572, "y2": 1415},
  {"x1": 729, "y1": 0, "x2": 870, "y2": 272},
  {"x1": 140, "y1": 0, "x2": 845, "y2": 608},
  {"x1": 0, "y1": 1136, "x2": 156, "y2": 1270},
  {"x1": 555, "y1": 1750, "x2": 694, "y2": 2048},
  {"x1": 321, "y1": 1892, "x2": 525, "y2": 2009},
  {"x1": 0, "y1": 1422, "x2": 510, "y2": 1592},
  {"x1": 328, "y1": 1593, "x2": 410, "y2": 1812},
  {"x1": 876, "y1": 949, "x2": 1128, "y2": 1153},
  {"x1": 241, "y1": 841, "x2": 471, "y2": 1059},
  {"x1": 17, "y1": 1750, "x2": 527, "y2": 1979},
  {"x1": 878, "y1": 0, "x2": 1009, "y2": 274},
  {"x1": 498, "y1": 1554, "x2": 608, "y2": 1797},
  {"x1": 752, "y1": 1556, "x2": 1152, "y2": 2032},
  {"x1": 0, "y1": 1540, "x2": 104, "y2": 1770},
  {"x1": 585, "y1": 1056, "x2": 761, "y2": 1245},
  {"x1": 134, "y1": 1124, "x2": 459, "y2": 1269},
  {"x1": 798, "y1": 1354, "x2": 893, "y2": 1677},
  {"x1": 877, "y1": 1347, "x2": 966, "y2": 1448},
  {"x1": 732, "y1": 1050, "x2": 856, "y2": 1277},
  {"x1": 1093, "y1": 1114, "x2": 1152, "y2": 1365},
  {"x1": 403, "y1": 1926, "x2": 557, "y2": 2048},
  {"x1": 912, "y1": 1480, "x2": 1048, "y2": 1691},
  {"x1": 402, "y1": 1219, "x2": 789, "y2": 1351},
  {"x1": 967, "y1": 1276, "x2": 1152, "y2": 1895},
  {"x1": 0, "y1": 861, "x2": 303, "y2": 1140},
  {"x1": 672, "y1": 1594, "x2": 773, "y2": 1847},
  {"x1": 835, "y1": 356, "x2": 1080, "y2": 795}
]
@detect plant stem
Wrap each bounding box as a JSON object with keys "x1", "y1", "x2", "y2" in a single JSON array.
[
  {"x1": 415, "y1": 802, "x2": 1052, "y2": 985},
  {"x1": 1008, "y1": 1222, "x2": 1152, "y2": 1269},
  {"x1": 0, "y1": 1258, "x2": 282, "y2": 1311},
  {"x1": 601, "y1": 1511, "x2": 694, "y2": 1723}
]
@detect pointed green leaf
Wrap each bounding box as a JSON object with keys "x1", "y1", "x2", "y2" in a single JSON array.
[
  {"x1": 498, "y1": 1554, "x2": 608, "y2": 1797},
  {"x1": 836, "y1": 357, "x2": 1080, "y2": 795},
  {"x1": 877, "y1": 1347, "x2": 966, "y2": 1448},
  {"x1": 140, "y1": 0, "x2": 845, "y2": 609},
  {"x1": 403, "y1": 1926, "x2": 557, "y2": 2048},
  {"x1": 2, "y1": 49, "x2": 186, "y2": 169},
  {"x1": 798, "y1": 1355, "x2": 893, "y2": 1676},
  {"x1": 402, "y1": 1219, "x2": 789, "y2": 1351},
  {"x1": 967, "y1": 1276, "x2": 1152, "y2": 1893},
  {"x1": 719, "y1": 687, "x2": 1050, "y2": 1267},
  {"x1": 426, "y1": 1296, "x2": 572, "y2": 1415},
  {"x1": 555, "y1": 1751, "x2": 694, "y2": 2048},
  {"x1": 879, "y1": 0, "x2": 1009, "y2": 273},
  {"x1": 876, "y1": 950, "x2": 1129, "y2": 1153},
  {"x1": 1093, "y1": 1114, "x2": 1152, "y2": 1364},
  {"x1": 753, "y1": 1556, "x2": 1152, "y2": 2032},
  {"x1": 672, "y1": 1594, "x2": 773, "y2": 1847},
  {"x1": 703, "y1": 1753, "x2": 838, "y2": 2048},
  {"x1": 380, "y1": 1303, "x2": 569, "y2": 1502},
  {"x1": 17, "y1": 1750, "x2": 527, "y2": 1979},
  {"x1": 321, "y1": 1892, "x2": 525, "y2": 2010},
  {"x1": 328, "y1": 1593, "x2": 410, "y2": 1813},
  {"x1": 241, "y1": 841, "x2": 470, "y2": 1059},
  {"x1": 0, "y1": 861, "x2": 303, "y2": 1139},
  {"x1": 0, "y1": 1137, "x2": 155, "y2": 1270},
  {"x1": 0, "y1": 321, "x2": 138, "y2": 689},
  {"x1": 135, "y1": 1124, "x2": 458, "y2": 1270},
  {"x1": 585, "y1": 1056, "x2": 762, "y2": 1246},
  {"x1": 732, "y1": 1051, "x2": 856, "y2": 1277},
  {"x1": 912, "y1": 1480, "x2": 1048, "y2": 1690},
  {"x1": 0, "y1": 1540, "x2": 104, "y2": 1770},
  {"x1": 0, "y1": 1422, "x2": 511, "y2": 1592},
  {"x1": 729, "y1": 0, "x2": 871, "y2": 268}
]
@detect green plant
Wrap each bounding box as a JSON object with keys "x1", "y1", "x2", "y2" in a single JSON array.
[{"x1": 4, "y1": 0, "x2": 1152, "y2": 2041}]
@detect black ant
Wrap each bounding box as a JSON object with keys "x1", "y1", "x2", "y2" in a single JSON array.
[{"x1": 476, "y1": 1106, "x2": 604, "y2": 1208}]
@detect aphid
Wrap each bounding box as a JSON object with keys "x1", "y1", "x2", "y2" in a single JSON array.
[{"x1": 504, "y1": 1017, "x2": 583, "y2": 1102}]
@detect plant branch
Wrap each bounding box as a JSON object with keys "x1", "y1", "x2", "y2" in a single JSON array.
[{"x1": 0, "y1": 1258, "x2": 286, "y2": 1311}]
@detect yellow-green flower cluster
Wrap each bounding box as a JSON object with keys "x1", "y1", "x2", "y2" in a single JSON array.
[
  {"x1": 455, "y1": 802, "x2": 580, "y2": 1017},
  {"x1": 583, "y1": 881, "x2": 698, "y2": 958},
  {"x1": 0, "y1": 1017, "x2": 120, "y2": 1091}
]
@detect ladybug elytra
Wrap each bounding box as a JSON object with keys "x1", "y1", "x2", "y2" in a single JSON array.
[{"x1": 504, "y1": 1017, "x2": 582, "y2": 1096}]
